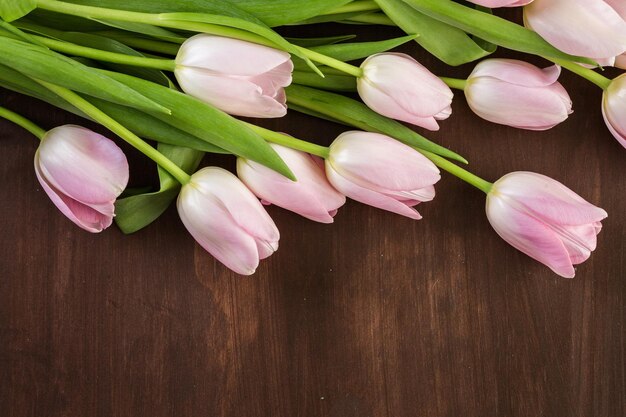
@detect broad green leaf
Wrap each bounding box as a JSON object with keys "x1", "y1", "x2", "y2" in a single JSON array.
[
  {"x1": 400, "y1": 0, "x2": 595, "y2": 65},
  {"x1": 231, "y1": 0, "x2": 352, "y2": 26},
  {"x1": 115, "y1": 144, "x2": 204, "y2": 234},
  {"x1": 285, "y1": 35, "x2": 356, "y2": 47},
  {"x1": 292, "y1": 71, "x2": 356, "y2": 92},
  {"x1": 376, "y1": 0, "x2": 494, "y2": 66},
  {"x1": 97, "y1": 69, "x2": 294, "y2": 179},
  {"x1": 0, "y1": 63, "x2": 227, "y2": 153},
  {"x1": 286, "y1": 84, "x2": 467, "y2": 164},
  {"x1": 90, "y1": 19, "x2": 186, "y2": 43},
  {"x1": 0, "y1": 36, "x2": 170, "y2": 114},
  {"x1": 0, "y1": 0, "x2": 36, "y2": 22},
  {"x1": 22, "y1": 9, "x2": 108, "y2": 31},
  {"x1": 293, "y1": 11, "x2": 378, "y2": 25}
]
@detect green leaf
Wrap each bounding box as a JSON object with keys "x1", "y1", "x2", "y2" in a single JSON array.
[
  {"x1": 231, "y1": 0, "x2": 352, "y2": 26},
  {"x1": 285, "y1": 35, "x2": 356, "y2": 47},
  {"x1": 292, "y1": 70, "x2": 356, "y2": 92},
  {"x1": 0, "y1": 63, "x2": 227, "y2": 153},
  {"x1": 0, "y1": 35, "x2": 170, "y2": 114},
  {"x1": 286, "y1": 84, "x2": 467, "y2": 164},
  {"x1": 375, "y1": 0, "x2": 494, "y2": 66},
  {"x1": 400, "y1": 0, "x2": 596, "y2": 65},
  {"x1": 97, "y1": 69, "x2": 294, "y2": 179},
  {"x1": 115, "y1": 144, "x2": 204, "y2": 234},
  {"x1": 0, "y1": 0, "x2": 36, "y2": 22},
  {"x1": 90, "y1": 19, "x2": 186, "y2": 43}
]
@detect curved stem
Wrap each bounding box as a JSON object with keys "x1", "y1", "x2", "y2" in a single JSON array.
[
  {"x1": 323, "y1": 1, "x2": 380, "y2": 15},
  {"x1": 550, "y1": 57, "x2": 611, "y2": 90},
  {"x1": 440, "y1": 76, "x2": 467, "y2": 91},
  {"x1": 244, "y1": 123, "x2": 330, "y2": 159},
  {"x1": 421, "y1": 151, "x2": 492, "y2": 194},
  {"x1": 33, "y1": 79, "x2": 191, "y2": 185},
  {"x1": 96, "y1": 33, "x2": 181, "y2": 55},
  {"x1": 296, "y1": 46, "x2": 363, "y2": 78},
  {"x1": 31, "y1": 35, "x2": 176, "y2": 70},
  {"x1": 0, "y1": 106, "x2": 46, "y2": 140},
  {"x1": 343, "y1": 13, "x2": 396, "y2": 26}
]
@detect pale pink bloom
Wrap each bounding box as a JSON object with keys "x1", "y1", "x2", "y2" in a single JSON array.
[
  {"x1": 524, "y1": 0, "x2": 626, "y2": 63},
  {"x1": 486, "y1": 172, "x2": 607, "y2": 278},
  {"x1": 467, "y1": 0, "x2": 532, "y2": 7},
  {"x1": 465, "y1": 59, "x2": 572, "y2": 130},
  {"x1": 606, "y1": 0, "x2": 626, "y2": 68},
  {"x1": 177, "y1": 167, "x2": 279, "y2": 275},
  {"x1": 175, "y1": 34, "x2": 293, "y2": 118},
  {"x1": 325, "y1": 131, "x2": 440, "y2": 219},
  {"x1": 357, "y1": 53, "x2": 453, "y2": 131},
  {"x1": 237, "y1": 143, "x2": 345, "y2": 223},
  {"x1": 602, "y1": 73, "x2": 626, "y2": 148},
  {"x1": 34, "y1": 125, "x2": 128, "y2": 233}
]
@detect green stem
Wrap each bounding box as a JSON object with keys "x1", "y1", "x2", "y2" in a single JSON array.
[
  {"x1": 33, "y1": 79, "x2": 191, "y2": 185},
  {"x1": 549, "y1": 58, "x2": 611, "y2": 90},
  {"x1": 323, "y1": 1, "x2": 380, "y2": 15},
  {"x1": 296, "y1": 46, "x2": 363, "y2": 77},
  {"x1": 440, "y1": 76, "x2": 467, "y2": 91},
  {"x1": 344, "y1": 13, "x2": 396, "y2": 26},
  {"x1": 244, "y1": 123, "x2": 330, "y2": 159},
  {"x1": 95, "y1": 33, "x2": 181, "y2": 55},
  {"x1": 421, "y1": 151, "x2": 492, "y2": 194},
  {"x1": 31, "y1": 34, "x2": 176, "y2": 70},
  {"x1": 0, "y1": 106, "x2": 46, "y2": 140}
]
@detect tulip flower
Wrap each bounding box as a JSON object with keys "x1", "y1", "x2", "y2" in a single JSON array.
[
  {"x1": 177, "y1": 167, "x2": 280, "y2": 275},
  {"x1": 524, "y1": 0, "x2": 626, "y2": 63},
  {"x1": 175, "y1": 34, "x2": 293, "y2": 118},
  {"x1": 602, "y1": 73, "x2": 626, "y2": 148},
  {"x1": 467, "y1": 0, "x2": 533, "y2": 7},
  {"x1": 357, "y1": 53, "x2": 453, "y2": 131},
  {"x1": 464, "y1": 59, "x2": 573, "y2": 130},
  {"x1": 325, "y1": 131, "x2": 440, "y2": 219},
  {"x1": 34, "y1": 125, "x2": 129, "y2": 233},
  {"x1": 486, "y1": 172, "x2": 607, "y2": 278},
  {"x1": 606, "y1": 0, "x2": 626, "y2": 69},
  {"x1": 237, "y1": 144, "x2": 346, "y2": 223}
]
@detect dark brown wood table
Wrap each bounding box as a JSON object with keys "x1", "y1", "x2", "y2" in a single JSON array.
[{"x1": 1, "y1": 22, "x2": 624, "y2": 417}]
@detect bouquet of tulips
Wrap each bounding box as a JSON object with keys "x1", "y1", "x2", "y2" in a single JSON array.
[{"x1": 1, "y1": 0, "x2": 622, "y2": 278}]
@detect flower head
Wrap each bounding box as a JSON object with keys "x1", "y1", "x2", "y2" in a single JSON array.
[
  {"x1": 35, "y1": 125, "x2": 129, "y2": 232},
  {"x1": 357, "y1": 53, "x2": 453, "y2": 131},
  {"x1": 486, "y1": 172, "x2": 607, "y2": 278},
  {"x1": 325, "y1": 131, "x2": 440, "y2": 219},
  {"x1": 177, "y1": 167, "x2": 280, "y2": 275},
  {"x1": 175, "y1": 34, "x2": 293, "y2": 118},
  {"x1": 602, "y1": 73, "x2": 626, "y2": 148}
]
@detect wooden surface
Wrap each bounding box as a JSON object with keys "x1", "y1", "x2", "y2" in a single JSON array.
[{"x1": 1, "y1": 23, "x2": 625, "y2": 417}]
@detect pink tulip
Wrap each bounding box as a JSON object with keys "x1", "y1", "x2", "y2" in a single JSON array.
[
  {"x1": 467, "y1": 0, "x2": 532, "y2": 7},
  {"x1": 177, "y1": 167, "x2": 279, "y2": 275},
  {"x1": 524, "y1": 0, "x2": 626, "y2": 63},
  {"x1": 606, "y1": 0, "x2": 626, "y2": 68},
  {"x1": 357, "y1": 53, "x2": 453, "y2": 131},
  {"x1": 465, "y1": 59, "x2": 572, "y2": 130},
  {"x1": 34, "y1": 125, "x2": 129, "y2": 233},
  {"x1": 486, "y1": 172, "x2": 607, "y2": 278},
  {"x1": 602, "y1": 73, "x2": 626, "y2": 148},
  {"x1": 175, "y1": 34, "x2": 293, "y2": 118},
  {"x1": 325, "y1": 131, "x2": 440, "y2": 219},
  {"x1": 237, "y1": 143, "x2": 346, "y2": 223}
]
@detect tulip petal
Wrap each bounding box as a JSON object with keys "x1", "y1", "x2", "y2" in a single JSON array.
[
  {"x1": 326, "y1": 164, "x2": 422, "y2": 220},
  {"x1": 329, "y1": 132, "x2": 441, "y2": 194},
  {"x1": 37, "y1": 125, "x2": 129, "y2": 205},
  {"x1": 524, "y1": 0, "x2": 626, "y2": 59},
  {"x1": 486, "y1": 195, "x2": 576, "y2": 278},
  {"x1": 494, "y1": 172, "x2": 608, "y2": 226},
  {"x1": 34, "y1": 157, "x2": 113, "y2": 232},
  {"x1": 470, "y1": 59, "x2": 561, "y2": 87},
  {"x1": 602, "y1": 84, "x2": 626, "y2": 149},
  {"x1": 175, "y1": 67, "x2": 288, "y2": 117},
  {"x1": 177, "y1": 34, "x2": 292, "y2": 77}
]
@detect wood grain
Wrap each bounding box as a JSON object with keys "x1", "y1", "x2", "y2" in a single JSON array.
[{"x1": 1, "y1": 22, "x2": 624, "y2": 417}]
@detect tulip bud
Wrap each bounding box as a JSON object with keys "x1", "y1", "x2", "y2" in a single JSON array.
[
  {"x1": 325, "y1": 131, "x2": 440, "y2": 219},
  {"x1": 524, "y1": 0, "x2": 626, "y2": 63},
  {"x1": 606, "y1": 0, "x2": 626, "y2": 68},
  {"x1": 34, "y1": 125, "x2": 129, "y2": 233},
  {"x1": 237, "y1": 144, "x2": 346, "y2": 223},
  {"x1": 357, "y1": 53, "x2": 453, "y2": 131},
  {"x1": 602, "y1": 73, "x2": 626, "y2": 148},
  {"x1": 467, "y1": 0, "x2": 532, "y2": 7},
  {"x1": 464, "y1": 59, "x2": 572, "y2": 130},
  {"x1": 177, "y1": 167, "x2": 280, "y2": 275},
  {"x1": 486, "y1": 172, "x2": 607, "y2": 278},
  {"x1": 175, "y1": 34, "x2": 294, "y2": 118}
]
